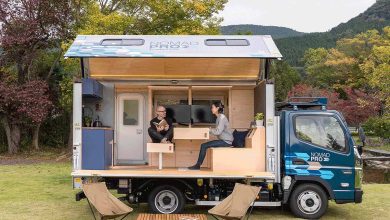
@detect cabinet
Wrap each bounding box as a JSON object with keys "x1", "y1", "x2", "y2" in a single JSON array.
[
  {"x1": 82, "y1": 128, "x2": 113, "y2": 170},
  {"x1": 82, "y1": 78, "x2": 103, "y2": 99}
]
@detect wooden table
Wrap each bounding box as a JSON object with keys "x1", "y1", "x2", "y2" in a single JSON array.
[{"x1": 136, "y1": 213, "x2": 207, "y2": 220}]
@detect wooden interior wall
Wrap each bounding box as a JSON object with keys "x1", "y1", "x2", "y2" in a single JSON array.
[
  {"x1": 230, "y1": 88, "x2": 254, "y2": 129},
  {"x1": 115, "y1": 84, "x2": 258, "y2": 168},
  {"x1": 254, "y1": 80, "x2": 266, "y2": 116}
]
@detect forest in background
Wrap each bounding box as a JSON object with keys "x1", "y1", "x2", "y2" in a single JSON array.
[{"x1": 0, "y1": 0, "x2": 388, "y2": 154}]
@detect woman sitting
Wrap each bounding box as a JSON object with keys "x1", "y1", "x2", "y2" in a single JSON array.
[{"x1": 188, "y1": 102, "x2": 233, "y2": 170}]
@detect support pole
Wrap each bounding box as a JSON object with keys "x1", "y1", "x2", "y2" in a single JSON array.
[{"x1": 158, "y1": 152, "x2": 163, "y2": 170}]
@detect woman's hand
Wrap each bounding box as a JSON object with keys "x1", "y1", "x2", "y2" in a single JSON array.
[{"x1": 164, "y1": 124, "x2": 169, "y2": 131}]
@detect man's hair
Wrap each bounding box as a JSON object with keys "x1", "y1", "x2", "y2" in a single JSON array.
[{"x1": 155, "y1": 105, "x2": 165, "y2": 111}]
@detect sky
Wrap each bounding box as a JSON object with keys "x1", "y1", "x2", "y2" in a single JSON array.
[{"x1": 219, "y1": 0, "x2": 376, "y2": 33}]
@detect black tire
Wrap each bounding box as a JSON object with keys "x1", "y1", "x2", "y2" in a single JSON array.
[
  {"x1": 289, "y1": 184, "x2": 328, "y2": 219},
  {"x1": 148, "y1": 185, "x2": 185, "y2": 214}
]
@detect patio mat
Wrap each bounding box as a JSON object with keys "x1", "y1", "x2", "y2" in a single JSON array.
[{"x1": 136, "y1": 213, "x2": 207, "y2": 220}]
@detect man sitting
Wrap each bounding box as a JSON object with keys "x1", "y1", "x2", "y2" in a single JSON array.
[{"x1": 148, "y1": 106, "x2": 173, "y2": 143}]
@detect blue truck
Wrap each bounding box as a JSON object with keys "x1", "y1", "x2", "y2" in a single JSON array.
[{"x1": 66, "y1": 35, "x2": 363, "y2": 219}]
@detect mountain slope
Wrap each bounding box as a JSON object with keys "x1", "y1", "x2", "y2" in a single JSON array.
[
  {"x1": 220, "y1": 24, "x2": 305, "y2": 39},
  {"x1": 276, "y1": 0, "x2": 390, "y2": 66}
]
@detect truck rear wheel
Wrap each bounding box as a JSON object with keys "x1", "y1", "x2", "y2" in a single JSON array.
[
  {"x1": 289, "y1": 184, "x2": 328, "y2": 219},
  {"x1": 148, "y1": 185, "x2": 185, "y2": 214}
]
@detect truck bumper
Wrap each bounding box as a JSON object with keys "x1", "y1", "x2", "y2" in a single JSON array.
[
  {"x1": 354, "y1": 188, "x2": 363, "y2": 203},
  {"x1": 335, "y1": 189, "x2": 363, "y2": 204}
]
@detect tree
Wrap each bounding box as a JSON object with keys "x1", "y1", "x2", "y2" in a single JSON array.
[
  {"x1": 269, "y1": 61, "x2": 301, "y2": 101},
  {"x1": 74, "y1": 0, "x2": 227, "y2": 35},
  {"x1": 0, "y1": 80, "x2": 53, "y2": 153},
  {"x1": 303, "y1": 26, "x2": 390, "y2": 115},
  {"x1": 288, "y1": 84, "x2": 380, "y2": 126},
  {"x1": 0, "y1": 0, "x2": 74, "y2": 152},
  {"x1": 360, "y1": 27, "x2": 390, "y2": 112}
]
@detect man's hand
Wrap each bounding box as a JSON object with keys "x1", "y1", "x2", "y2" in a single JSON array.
[
  {"x1": 164, "y1": 124, "x2": 169, "y2": 131},
  {"x1": 156, "y1": 125, "x2": 164, "y2": 132}
]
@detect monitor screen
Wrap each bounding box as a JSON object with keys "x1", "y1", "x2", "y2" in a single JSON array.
[
  {"x1": 191, "y1": 105, "x2": 216, "y2": 124},
  {"x1": 165, "y1": 105, "x2": 191, "y2": 124}
]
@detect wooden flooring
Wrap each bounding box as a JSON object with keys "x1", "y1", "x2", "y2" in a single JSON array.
[{"x1": 72, "y1": 167, "x2": 274, "y2": 179}]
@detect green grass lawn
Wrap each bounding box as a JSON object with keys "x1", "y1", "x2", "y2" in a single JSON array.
[
  {"x1": 0, "y1": 162, "x2": 389, "y2": 220},
  {"x1": 352, "y1": 135, "x2": 389, "y2": 152}
]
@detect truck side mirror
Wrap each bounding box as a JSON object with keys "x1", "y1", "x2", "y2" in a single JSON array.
[{"x1": 357, "y1": 145, "x2": 363, "y2": 156}]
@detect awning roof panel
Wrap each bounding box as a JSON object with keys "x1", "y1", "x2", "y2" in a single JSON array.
[{"x1": 64, "y1": 35, "x2": 282, "y2": 58}]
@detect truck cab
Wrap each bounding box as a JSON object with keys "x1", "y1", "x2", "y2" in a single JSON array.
[{"x1": 278, "y1": 98, "x2": 363, "y2": 218}]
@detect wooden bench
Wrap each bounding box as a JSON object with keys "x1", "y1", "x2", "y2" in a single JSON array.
[{"x1": 210, "y1": 127, "x2": 266, "y2": 172}]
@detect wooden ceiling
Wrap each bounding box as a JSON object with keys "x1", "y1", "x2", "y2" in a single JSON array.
[{"x1": 88, "y1": 58, "x2": 261, "y2": 80}]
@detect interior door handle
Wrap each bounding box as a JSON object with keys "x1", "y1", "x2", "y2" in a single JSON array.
[
  {"x1": 136, "y1": 129, "x2": 142, "y2": 134},
  {"x1": 292, "y1": 158, "x2": 306, "y2": 165}
]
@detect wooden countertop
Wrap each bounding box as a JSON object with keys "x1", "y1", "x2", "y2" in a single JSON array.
[{"x1": 82, "y1": 127, "x2": 113, "y2": 130}]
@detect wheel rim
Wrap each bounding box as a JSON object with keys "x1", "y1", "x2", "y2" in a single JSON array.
[
  {"x1": 154, "y1": 189, "x2": 179, "y2": 214},
  {"x1": 297, "y1": 190, "x2": 322, "y2": 215}
]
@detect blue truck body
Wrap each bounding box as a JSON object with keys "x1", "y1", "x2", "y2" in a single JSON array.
[{"x1": 278, "y1": 100, "x2": 363, "y2": 208}]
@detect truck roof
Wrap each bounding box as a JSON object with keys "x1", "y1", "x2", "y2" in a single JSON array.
[{"x1": 64, "y1": 35, "x2": 282, "y2": 58}]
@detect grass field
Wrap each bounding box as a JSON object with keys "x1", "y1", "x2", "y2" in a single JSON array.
[{"x1": 0, "y1": 162, "x2": 389, "y2": 220}]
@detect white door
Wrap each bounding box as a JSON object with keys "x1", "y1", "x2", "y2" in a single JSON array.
[{"x1": 116, "y1": 93, "x2": 145, "y2": 163}]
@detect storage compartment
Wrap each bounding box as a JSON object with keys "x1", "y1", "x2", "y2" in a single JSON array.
[
  {"x1": 82, "y1": 78, "x2": 103, "y2": 99},
  {"x1": 82, "y1": 128, "x2": 113, "y2": 170}
]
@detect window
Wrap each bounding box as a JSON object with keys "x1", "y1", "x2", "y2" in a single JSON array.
[
  {"x1": 294, "y1": 115, "x2": 347, "y2": 152},
  {"x1": 101, "y1": 39, "x2": 144, "y2": 46},
  {"x1": 123, "y1": 100, "x2": 139, "y2": 125},
  {"x1": 205, "y1": 39, "x2": 249, "y2": 46}
]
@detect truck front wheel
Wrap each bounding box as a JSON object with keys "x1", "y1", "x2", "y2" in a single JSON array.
[
  {"x1": 148, "y1": 185, "x2": 185, "y2": 214},
  {"x1": 289, "y1": 183, "x2": 328, "y2": 219}
]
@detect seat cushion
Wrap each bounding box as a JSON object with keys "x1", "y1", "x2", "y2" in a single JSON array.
[{"x1": 232, "y1": 129, "x2": 249, "y2": 148}]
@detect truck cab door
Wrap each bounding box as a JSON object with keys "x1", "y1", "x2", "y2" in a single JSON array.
[{"x1": 285, "y1": 111, "x2": 355, "y2": 202}]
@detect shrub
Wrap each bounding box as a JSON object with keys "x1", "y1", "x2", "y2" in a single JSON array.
[{"x1": 363, "y1": 115, "x2": 390, "y2": 139}]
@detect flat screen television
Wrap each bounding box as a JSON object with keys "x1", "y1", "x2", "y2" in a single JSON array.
[
  {"x1": 165, "y1": 105, "x2": 191, "y2": 124},
  {"x1": 191, "y1": 105, "x2": 216, "y2": 124}
]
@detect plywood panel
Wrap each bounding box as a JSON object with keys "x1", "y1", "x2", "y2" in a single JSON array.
[
  {"x1": 89, "y1": 58, "x2": 260, "y2": 80},
  {"x1": 176, "y1": 150, "x2": 210, "y2": 168},
  {"x1": 174, "y1": 140, "x2": 205, "y2": 151},
  {"x1": 254, "y1": 80, "x2": 266, "y2": 116},
  {"x1": 174, "y1": 128, "x2": 209, "y2": 139},
  {"x1": 149, "y1": 152, "x2": 176, "y2": 167},
  {"x1": 211, "y1": 127, "x2": 265, "y2": 172},
  {"x1": 73, "y1": 167, "x2": 275, "y2": 179},
  {"x1": 230, "y1": 89, "x2": 254, "y2": 129},
  {"x1": 146, "y1": 143, "x2": 174, "y2": 153}
]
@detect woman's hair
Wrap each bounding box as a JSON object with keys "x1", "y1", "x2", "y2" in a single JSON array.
[{"x1": 212, "y1": 101, "x2": 224, "y2": 114}]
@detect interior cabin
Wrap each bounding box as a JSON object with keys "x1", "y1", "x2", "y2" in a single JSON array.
[{"x1": 67, "y1": 35, "x2": 282, "y2": 178}]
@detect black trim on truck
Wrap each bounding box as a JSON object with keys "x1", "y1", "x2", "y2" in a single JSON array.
[
  {"x1": 334, "y1": 189, "x2": 363, "y2": 204},
  {"x1": 355, "y1": 188, "x2": 363, "y2": 203}
]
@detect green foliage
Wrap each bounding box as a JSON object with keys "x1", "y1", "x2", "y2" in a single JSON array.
[
  {"x1": 302, "y1": 26, "x2": 390, "y2": 113},
  {"x1": 254, "y1": 113, "x2": 264, "y2": 120},
  {"x1": 276, "y1": 0, "x2": 390, "y2": 66},
  {"x1": 39, "y1": 113, "x2": 71, "y2": 147},
  {"x1": 77, "y1": 0, "x2": 227, "y2": 35},
  {"x1": 221, "y1": 24, "x2": 305, "y2": 39},
  {"x1": 269, "y1": 61, "x2": 301, "y2": 101},
  {"x1": 363, "y1": 114, "x2": 390, "y2": 139}
]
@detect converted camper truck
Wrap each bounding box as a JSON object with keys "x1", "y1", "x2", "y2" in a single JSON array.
[{"x1": 66, "y1": 35, "x2": 363, "y2": 219}]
